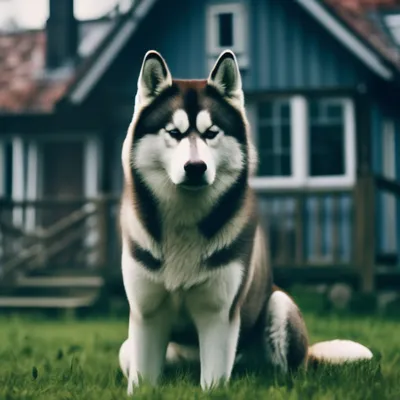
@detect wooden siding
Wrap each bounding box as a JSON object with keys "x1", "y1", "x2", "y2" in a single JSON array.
[{"x1": 95, "y1": 0, "x2": 377, "y2": 102}]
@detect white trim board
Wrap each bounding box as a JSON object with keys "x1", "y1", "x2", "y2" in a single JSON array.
[
  {"x1": 68, "y1": 0, "x2": 159, "y2": 105},
  {"x1": 294, "y1": 0, "x2": 393, "y2": 81}
]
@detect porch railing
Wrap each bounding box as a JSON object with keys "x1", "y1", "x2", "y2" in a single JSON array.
[
  {"x1": 1, "y1": 175, "x2": 398, "y2": 291},
  {"x1": 0, "y1": 197, "x2": 120, "y2": 285}
]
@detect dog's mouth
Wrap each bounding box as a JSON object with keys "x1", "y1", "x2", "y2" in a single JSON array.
[{"x1": 177, "y1": 181, "x2": 209, "y2": 191}]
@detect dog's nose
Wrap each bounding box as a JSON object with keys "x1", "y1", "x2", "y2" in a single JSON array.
[{"x1": 184, "y1": 160, "x2": 207, "y2": 180}]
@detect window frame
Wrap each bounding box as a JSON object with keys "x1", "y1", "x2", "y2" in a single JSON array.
[
  {"x1": 249, "y1": 96, "x2": 356, "y2": 190},
  {"x1": 206, "y1": 2, "x2": 249, "y2": 69}
]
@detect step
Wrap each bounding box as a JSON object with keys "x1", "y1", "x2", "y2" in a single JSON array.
[
  {"x1": 15, "y1": 276, "x2": 104, "y2": 288},
  {"x1": 0, "y1": 295, "x2": 97, "y2": 308}
]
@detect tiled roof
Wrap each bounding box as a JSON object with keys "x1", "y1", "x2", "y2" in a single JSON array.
[
  {"x1": 323, "y1": 0, "x2": 400, "y2": 69},
  {"x1": 0, "y1": 18, "x2": 116, "y2": 114},
  {"x1": 0, "y1": 30, "x2": 72, "y2": 114}
]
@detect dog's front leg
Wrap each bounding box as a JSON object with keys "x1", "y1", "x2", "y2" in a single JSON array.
[
  {"x1": 194, "y1": 309, "x2": 240, "y2": 390},
  {"x1": 122, "y1": 255, "x2": 172, "y2": 395},
  {"x1": 186, "y1": 266, "x2": 242, "y2": 390}
]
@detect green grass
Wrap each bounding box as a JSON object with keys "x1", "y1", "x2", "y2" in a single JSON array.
[{"x1": 0, "y1": 310, "x2": 399, "y2": 400}]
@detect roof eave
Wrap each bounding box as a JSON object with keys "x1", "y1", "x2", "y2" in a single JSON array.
[
  {"x1": 295, "y1": 0, "x2": 395, "y2": 81},
  {"x1": 65, "y1": 0, "x2": 159, "y2": 106}
]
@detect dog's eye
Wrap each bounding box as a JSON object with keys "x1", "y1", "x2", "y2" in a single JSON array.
[
  {"x1": 166, "y1": 128, "x2": 181, "y2": 140},
  {"x1": 203, "y1": 127, "x2": 220, "y2": 140}
]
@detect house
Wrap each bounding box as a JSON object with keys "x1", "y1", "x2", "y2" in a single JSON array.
[{"x1": 1, "y1": 0, "x2": 400, "y2": 305}]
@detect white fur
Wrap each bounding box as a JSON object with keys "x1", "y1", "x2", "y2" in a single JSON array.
[
  {"x1": 196, "y1": 110, "x2": 213, "y2": 133},
  {"x1": 265, "y1": 291, "x2": 295, "y2": 373},
  {"x1": 309, "y1": 340, "x2": 373, "y2": 364},
  {"x1": 172, "y1": 109, "x2": 190, "y2": 133},
  {"x1": 169, "y1": 136, "x2": 191, "y2": 184},
  {"x1": 120, "y1": 252, "x2": 244, "y2": 394}
]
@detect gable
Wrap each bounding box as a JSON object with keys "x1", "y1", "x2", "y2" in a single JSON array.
[{"x1": 246, "y1": 0, "x2": 381, "y2": 91}]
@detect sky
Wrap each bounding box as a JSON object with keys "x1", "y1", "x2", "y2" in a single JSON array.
[{"x1": 0, "y1": 0, "x2": 132, "y2": 29}]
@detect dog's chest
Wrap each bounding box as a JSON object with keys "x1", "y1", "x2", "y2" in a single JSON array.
[{"x1": 159, "y1": 225, "x2": 210, "y2": 291}]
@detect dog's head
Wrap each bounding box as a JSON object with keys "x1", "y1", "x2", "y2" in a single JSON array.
[{"x1": 124, "y1": 50, "x2": 256, "y2": 196}]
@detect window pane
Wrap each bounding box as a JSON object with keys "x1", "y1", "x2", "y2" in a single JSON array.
[
  {"x1": 280, "y1": 103, "x2": 290, "y2": 120},
  {"x1": 326, "y1": 104, "x2": 343, "y2": 119},
  {"x1": 309, "y1": 124, "x2": 344, "y2": 176},
  {"x1": 257, "y1": 152, "x2": 274, "y2": 176},
  {"x1": 218, "y1": 13, "x2": 233, "y2": 47},
  {"x1": 280, "y1": 154, "x2": 292, "y2": 176},
  {"x1": 258, "y1": 126, "x2": 274, "y2": 151},
  {"x1": 281, "y1": 124, "x2": 291, "y2": 149},
  {"x1": 308, "y1": 99, "x2": 346, "y2": 177},
  {"x1": 258, "y1": 101, "x2": 273, "y2": 119}
]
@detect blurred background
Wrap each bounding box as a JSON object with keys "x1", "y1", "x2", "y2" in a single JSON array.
[{"x1": 0, "y1": 0, "x2": 399, "y2": 315}]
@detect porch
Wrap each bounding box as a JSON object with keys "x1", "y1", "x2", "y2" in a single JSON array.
[{"x1": 1, "y1": 172, "x2": 399, "y2": 308}]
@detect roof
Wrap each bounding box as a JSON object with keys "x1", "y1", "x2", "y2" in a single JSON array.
[
  {"x1": 0, "y1": 0, "x2": 400, "y2": 115},
  {"x1": 0, "y1": 17, "x2": 117, "y2": 114},
  {"x1": 323, "y1": 0, "x2": 400, "y2": 70}
]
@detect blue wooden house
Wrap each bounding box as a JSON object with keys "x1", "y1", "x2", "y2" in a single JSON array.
[{"x1": 1, "y1": 0, "x2": 400, "y2": 306}]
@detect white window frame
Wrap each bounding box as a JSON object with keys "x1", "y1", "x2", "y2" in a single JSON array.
[
  {"x1": 250, "y1": 96, "x2": 356, "y2": 190},
  {"x1": 206, "y1": 2, "x2": 249, "y2": 69}
]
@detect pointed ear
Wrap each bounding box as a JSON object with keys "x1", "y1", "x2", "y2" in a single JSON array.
[
  {"x1": 207, "y1": 50, "x2": 243, "y2": 108},
  {"x1": 137, "y1": 50, "x2": 172, "y2": 106}
]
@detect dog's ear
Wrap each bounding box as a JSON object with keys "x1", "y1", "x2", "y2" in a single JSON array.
[
  {"x1": 207, "y1": 50, "x2": 243, "y2": 108},
  {"x1": 136, "y1": 50, "x2": 172, "y2": 106}
]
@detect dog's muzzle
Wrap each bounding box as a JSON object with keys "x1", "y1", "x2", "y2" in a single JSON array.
[{"x1": 181, "y1": 160, "x2": 208, "y2": 188}]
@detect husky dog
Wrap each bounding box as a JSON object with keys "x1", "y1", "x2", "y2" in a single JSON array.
[{"x1": 118, "y1": 50, "x2": 373, "y2": 395}]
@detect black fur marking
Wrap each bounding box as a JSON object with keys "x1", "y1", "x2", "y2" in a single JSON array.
[
  {"x1": 204, "y1": 85, "x2": 247, "y2": 144},
  {"x1": 130, "y1": 85, "x2": 181, "y2": 242},
  {"x1": 128, "y1": 237, "x2": 162, "y2": 271},
  {"x1": 198, "y1": 164, "x2": 248, "y2": 239},
  {"x1": 134, "y1": 85, "x2": 180, "y2": 140},
  {"x1": 205, "y1": 216, "x2": 257, "y2": 269},
  {"x1": 183, "y1": 88, "x2": 200, "y2": 128},
  {"x1": 132, "y1": 168, "x2": 162, "y2": 242}
]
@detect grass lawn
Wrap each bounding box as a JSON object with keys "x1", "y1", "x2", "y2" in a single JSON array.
[{"x1": 1, "y1": 306, "x2": 399, "y2": 399}]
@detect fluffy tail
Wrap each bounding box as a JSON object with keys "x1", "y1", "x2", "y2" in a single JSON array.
[{"x1": 307, "y1": 339, "x2": 373, "y2": 368}]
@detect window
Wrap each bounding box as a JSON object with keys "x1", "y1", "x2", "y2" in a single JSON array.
[
  {"x1": 257, "y1": 100, "x2": 292, "y2": 177},
  {"x1": 250, "y1": 97, "x2": 356, "y2": 189},
  {"x1": 206, "y1": 3, "x2": 248, "y2": 69}
]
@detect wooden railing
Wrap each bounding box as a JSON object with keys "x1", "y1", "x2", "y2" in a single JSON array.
[
  {"x1": 1, "y1": 176, "x2": 398, "y2": 291},
  {"x1": 0, "y1": 196, "x2": 120, "y2": 285},
  {"x1": 256, "y1": 187, "x2": 355, "y2": 269}
]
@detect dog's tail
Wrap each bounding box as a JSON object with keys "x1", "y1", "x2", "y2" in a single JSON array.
[{"x1": 306, "y1": 339, "x2": 373, "y2": 368}]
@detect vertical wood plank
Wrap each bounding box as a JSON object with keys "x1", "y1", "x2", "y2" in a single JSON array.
[
  {"x1": 276, "y1": 198, "x2": 289, "y2": 266},
  {"x1": 331, "y1": 194, "x2": 340, "y2": 263},
  {"x1": 313, "y1": 196, "x2": 323, "y2": 261},
  {"x1": 295, "y1": 194, "x2": 304, "y2": 265}
]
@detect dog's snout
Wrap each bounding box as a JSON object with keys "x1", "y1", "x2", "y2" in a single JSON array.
[
  {"x1": 184, "y1": 160, "x2": 207, "y2": 177},
  {"x1": 183, "y1": 160, "x2": 207, "y2": 185}
]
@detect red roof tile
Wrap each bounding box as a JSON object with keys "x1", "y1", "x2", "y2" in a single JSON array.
[
  {"x1": 0, "y1": 31, "x2": 72, "y2": 114},
  {"x1": 322, "y1": 0, "x2": 400, "y2": 69}
]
